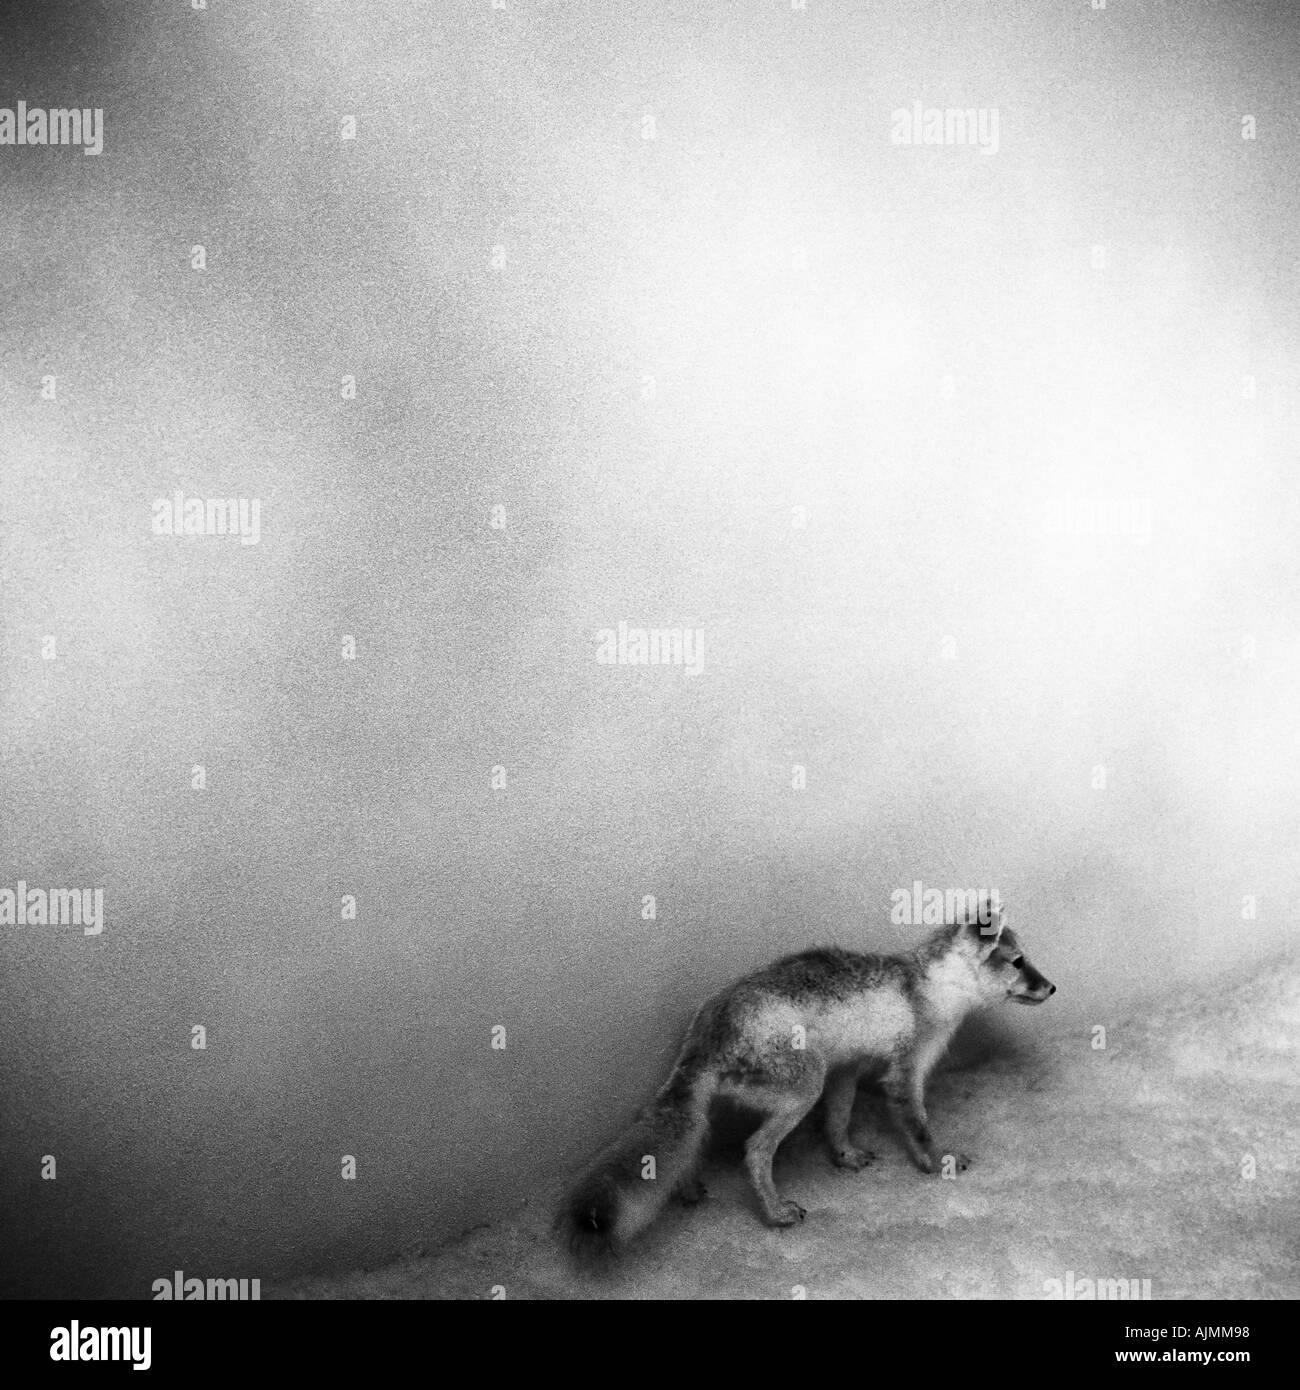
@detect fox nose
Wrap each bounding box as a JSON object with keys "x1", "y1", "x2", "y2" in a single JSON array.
[{"x1": 1045, "y1": 983, "x2": 1056, "y2": 995}]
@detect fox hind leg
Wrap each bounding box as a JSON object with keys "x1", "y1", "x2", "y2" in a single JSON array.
[{"x1": 722, "y1": 1049, "x2": 827, "y2": 1227}]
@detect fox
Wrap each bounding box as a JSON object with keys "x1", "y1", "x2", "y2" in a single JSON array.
[{"x1": 557, "y1": 903, "x2": 1054, "y2": 1260}]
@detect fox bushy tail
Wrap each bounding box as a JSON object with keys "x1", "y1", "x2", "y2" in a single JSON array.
[{"x1": 558, "y1": 1051, "x2": 715, "y2": 1263}]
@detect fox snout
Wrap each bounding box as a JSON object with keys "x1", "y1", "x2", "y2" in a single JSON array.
[{"x1": 1010, "y1": 961, "x2": 1056, "y2": 1004}]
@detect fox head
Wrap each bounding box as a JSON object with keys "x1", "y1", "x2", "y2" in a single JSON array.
[{"x1": 969, "y1": 907, "x2": 1056, "y2": 1005}]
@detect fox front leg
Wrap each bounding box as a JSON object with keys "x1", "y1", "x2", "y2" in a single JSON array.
[
  {"x1": 823, "y1": 1067, "x2": 877, "y2": 1171},
  {"x1": 673, "y1": 1176, "x2": 708, "y2": 1205},
  {"x1": 883, "y1": 1066, "x2": 938, "y2": 1174}
]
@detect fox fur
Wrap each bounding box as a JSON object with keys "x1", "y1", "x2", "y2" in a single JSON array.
[{"x1": 558, "y1": 905, "x2": 1054, "y2": 1261}]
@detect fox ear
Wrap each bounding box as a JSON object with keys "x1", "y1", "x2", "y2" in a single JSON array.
[
  {"x1": 966, "y1": 917, "x2": 1001, "y2": 959},
  {"x1": 974, "y1": 900, "x2": 1004, "y2": 955}
]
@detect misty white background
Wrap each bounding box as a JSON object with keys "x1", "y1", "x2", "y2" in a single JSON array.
[{"x1": 1, "y1": 0, "x2": 1297, "y2": 1295}]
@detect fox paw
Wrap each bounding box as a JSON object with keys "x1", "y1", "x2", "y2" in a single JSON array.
[
  {"x1": 765, "y1": 1200, "x2": 807, "y2": 1228},
  {"x1": 674, "y1": 1180, "x2": 708, "y2": 1206},
  {"x1": 831, "y1": 1145, "x2": 878, "y2": 1172}
]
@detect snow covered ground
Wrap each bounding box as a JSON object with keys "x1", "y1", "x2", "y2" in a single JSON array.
[{"x1": 269, "y1": 950, "x2": 1300, "y2": 1300}]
